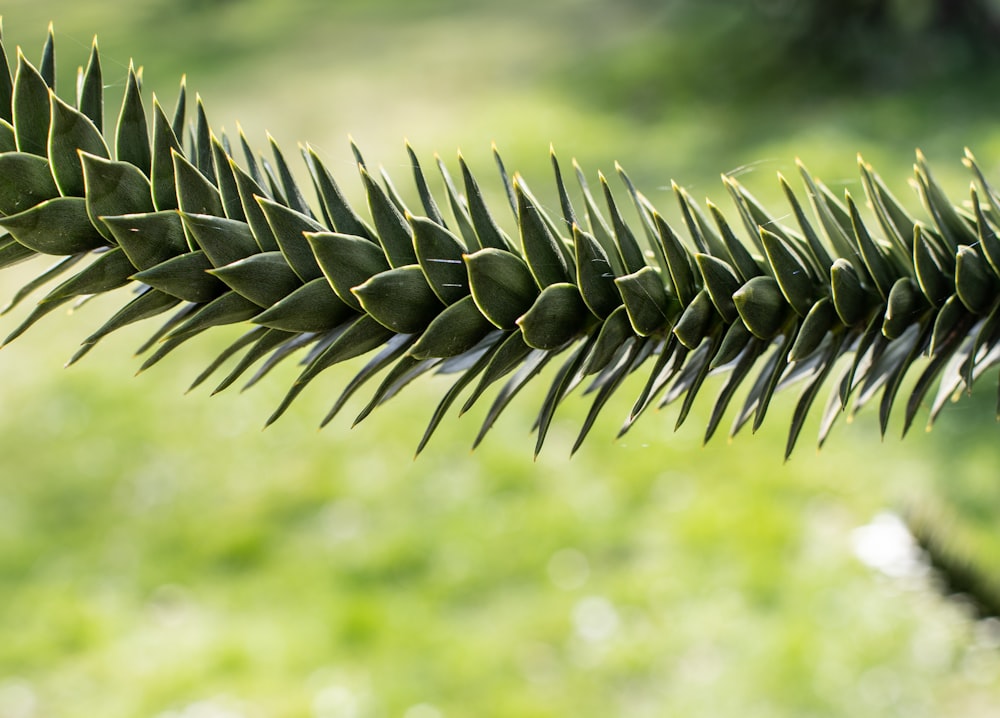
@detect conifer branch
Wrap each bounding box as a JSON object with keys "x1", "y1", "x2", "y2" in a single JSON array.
[{"x1": 1, "y1": 23, "x2": 998, "y2": 456}]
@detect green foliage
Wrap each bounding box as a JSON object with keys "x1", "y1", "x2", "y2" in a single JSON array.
[{"x1": 0, "y1": 24, "x2": 998, "y2": 457}]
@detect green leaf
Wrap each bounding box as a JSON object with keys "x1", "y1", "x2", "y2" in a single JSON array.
[
  {"x1": 704, "y1": 336, "x2": 766, "y2": 443},
  {"x1": 883, "y1": 277, "x2": 929, "y2": 340},
  {"x1": 12, "y1": 51, "x2": 50, "y2": 156},
  {"x1": 252, "y1": 277, "x2": 355, "y2": 333},
  {"x1": 0, "y1": 196, "x2": 107, "y2": 255},
  {"x1": 267, "y1": 133, "x2": 311, "y2": 217},
  {"x1": 166, "y1": 291, "x2": 261, "y2": 341},
  {"x1": 492, "y1": 144, "x2": 518, "y2": 218},
  {"x1": 186, "y1": 325, "x2": 270, "y2": 392},
  {"x1": 785, "y1": 335, "x2": 843, "y2": 459},
  {"x1": 599, "y1": 172, "x2": 646, "y2": 274},
  {"x1": 360, "y1": 165, "x2": 416, "y2": 267},
  {"x1": 915, "y1": 149, "x2": 976, "y2": 251},
  {"x1": 788, "y1": 298, "x2": 837, "y2": 362},
  {"x1": 797, "y1": 161, "x2": 861, "y2": 272},
  {"x1": 973, "y1": 188, "x2": 1000, "y2": 280},
  {"x1": 533, "y1": 334, "x2": 596, "y2": 455},
  {"x1": 150, "y1": 99, "x2": 182, "y2": 211},
  {"x1": 706, "y1": 199, "x2": 763, "y2": 282},
  {"x1": 0, "y1": 118, "x2": 15, "y2": 152},
  {"x1": 209, "y1": 251, "x2": 301, "y2": 307},
  {"x1": 858, "y1": 157, "x2": 912, "y2": 258},
  {"x1": 584, "y1": 305, "x2": 635, "y2": 375},
  {"x1": 1, "y1": 253, "x2": 83, "y2": 313},
  {"x1": 405, "y1": 142, "x2": 445, "y2": 226},
  {"x1": 464, "y1": 247, "x2": 539, "y2": 330},
  {"x1": 435, "y1": 155, "x2": 480, "y2": 251},
  {"x1": 653, "y1": 212, "x2": 698, "y2": 306},
  {"x1": 516, "y1": 282, "x2": 590, "y2": 350},
  {"x1": 307, "y1": 231, "x2": 390, "y2": 312},
  {"x1": 694, "y1": 252, "x2": 740, "y2": 324},
  {"x1": 516, "y1": 178, "x2": 571, "y2": 288},
  {"x1": 303, "y1": 145, "x2": 373, "y2": 238},
  {"x1": 913, "y1": 225, "x2": 954, "y2": 308},
  {"x1": 414, "y1": 339, "x2": 500, "y2": 456},
  {"x1": 473, "y1": 348, "x2": 555, "y2": 449},
  {"x1": 759, "y1": 227, "x2": 817, "y2": 317},
  {"x1": 352, "y1": 264, "x2": 444, "y2": 334},
  {"x1": 171, "y1": 75, "x2": 187, "y2": 143},
  {"x1": 459, "y1": 331, "x2": 527, "y2": 413},
  {"x1": 847, "y1": 192, "x2": 896, "y2": 300},
  {"x1": 39, "y1": 24, "x2": 55, "y2": 90},
  {"x1": 132, "y1": 250, "x2": 224, "y2": 303},
  {"x1": 573, "y1": 225, "x2": 621, "y2": 319},
  {"x1": 181, "y1": 212, "x2": 258, "y2": 267},
  {"x1": 615, "y1": 164, "x2": 669, "y2": 273},
  {"x1": 47, "y1": 93, "x2": 109, "y2": 196},
  {"x1": 103, "y1": 210, "x2": 187, "y2": 270},
  {"x1": 80, "y1": 287, "x2": 180, "y2": 348},
  {"x1": 80, "y1": 152, "x2": 154, "y2": 239},
  {"x1": 779, "y1": 172, "x2": 833, "y2": 272},
  {"x1": 549, "y1": 147, "x2": 578, "y2": 231},
  {"x1": 410, "y1": 214, "x2": 469, "y2": 305},
  {"x1": 955, "y1": 245, "x2": 997, "y2": 315},
  {"x1": 903, "y1": 321, "x2": 969, "y2": 436},
  {"x1": 228, "y1": 156, "x2": 279, "y2": 252},
  {"x1": 173, "y1": 150, "x2": 223, "y2": 217},
  {"x1": 321, "y1": 333, "x2": 418, "y2": 427},
  {"x1": 0, "y1": 151, "x2": 59, "y2": 215},
  {"x1": 409, "y1": 295, "x2": 497, "y2": 359},
  {"x1": 674, "y1": 182, "x2": 727, "y2": 258},
  {"x1": 712, "y1": 317, "x2": 754, "y2": 369},
  {"x1": 460, "y1": 153, "x2": 512, "y2": 251},
  {"x1": 615, "y1": 266, "x2": 677, "y2": 337},
  {"x1": 256, "y1": 196, "x2": 324, "y2": 282},
  {"x1": 742, "y1": 324, "x2": 798, "y2": 433},
  {"x1": 0, "y1": 33, "x2": 12, "y2": 124},
  {"x1": 211, "y1": 329, "x2": 301, "y2": 395},
  {"x1": 78, "y1": 37, "x2": 103, "y2": 132},
  {"x1": 830, "y1": 258, "x2": 871, "y2": 326},
  {"x1": 41, "y1": 246, "x2": 134, "y2": 302},
  {"x1": 733, "y1": 275, "x2": 790, "y2": 340},
  {"x1": 572, "y1": 161, "x2": 619, "y2": 274},
  {"x1": 351, "y1": 355, "x2": 436, "y2": 428},
  {"x1": 673, "y1": 289, "x2": 719, "y2": 350},
  {"x1": 193, "y1": 98, "x2": 214, "y2": 183},
  {"x1": 115, "y1": 63, "x2": 150, "y2": 173},
  {"x1": 211, "y1": 134, "x2": 244, "y2": 221},
  {"x1": 266, "y1": 315, "x2": 396, "y2": 427}
]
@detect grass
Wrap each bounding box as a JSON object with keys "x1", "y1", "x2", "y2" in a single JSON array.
[{"x1": 0, "y1": 2, "x2": 999, "y2": 716}]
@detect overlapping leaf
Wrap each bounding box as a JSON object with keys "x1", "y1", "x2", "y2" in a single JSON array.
[{"x1": 1, "y1": 23, "x2": 998, "y2": 457}]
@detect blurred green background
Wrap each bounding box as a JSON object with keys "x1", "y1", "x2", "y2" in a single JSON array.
[{"x1": 1, "y1": 1, "x2": 999, "y2": 716}]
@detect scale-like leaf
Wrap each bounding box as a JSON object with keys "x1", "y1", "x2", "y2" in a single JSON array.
[
  {"x1": 308, "y1": 231, "x2": 390, "y2": 311},
  {"x1": 48, "y1": 94, "x2": 108, "y2": 196},
  {"x1": 352, "y1": 264, "x2": 444, "y2": 334},
  {"x1": 252, "y1": 278, "x2": 354, "y2": 333},
  {"x1": 0, "y1": 197, "x2": 107, "y2": 254},
  {"x1": 465, "y1": 248, "x2": 538, "y2": 330},
  {"x1": 410, "y1": 214, "x2": 468, "y2": 305},
  {"x1": 516, "y1": 282, "x2": 590, "y2": 351},
  {"x1": 0, "y1": 151, "x2": 59, "y2": 214}
]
